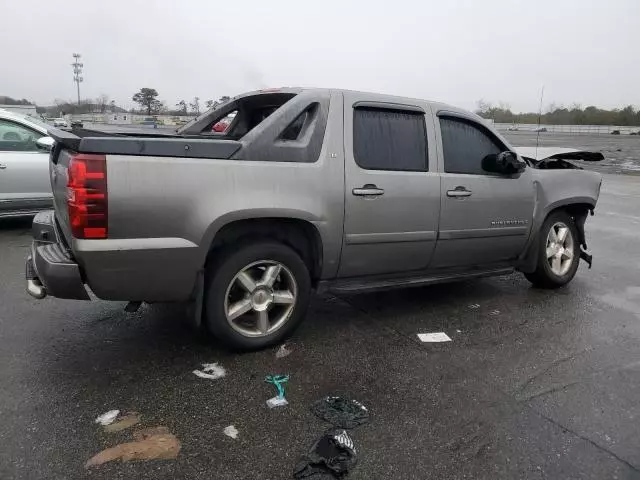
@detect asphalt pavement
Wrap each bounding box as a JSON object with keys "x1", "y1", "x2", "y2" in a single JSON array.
[{"x1": 1, "y1": 174, "x2": 640, "y2": 479}]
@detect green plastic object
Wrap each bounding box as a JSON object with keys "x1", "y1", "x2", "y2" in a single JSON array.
[{"x1": 265, "y1": 375, "x2": 289, "y2": 399}]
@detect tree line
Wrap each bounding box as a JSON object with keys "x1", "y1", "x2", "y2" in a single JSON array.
[
  {"x1": 476, "y1": 100, "x2": 640, "y2": 126},
  {"x1": 1, "y1": 90, "x2": 233, "y2": 117},
  {"x1": 131, "y1": 88, "x2": 230, "y2": 116},
  {"x1": 0, "y1": 96, "x2": 33, "y2": 105},
  {"x1": 9, "y1": 90, "x2": 639, "y2": 125}
]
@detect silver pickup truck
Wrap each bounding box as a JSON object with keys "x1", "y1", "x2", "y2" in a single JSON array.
[{"x1": 25, "y1": 88, "x2": 602, "y2": 350}]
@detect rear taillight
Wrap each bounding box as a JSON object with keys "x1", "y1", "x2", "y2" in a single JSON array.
[{"x1": 67, "y1": 153, "x2": 108, "y2": 239}]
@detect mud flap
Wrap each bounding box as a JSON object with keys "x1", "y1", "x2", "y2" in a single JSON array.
[
  {"x1": 580, "y1": 249, "x2": 593, "y2": 269},
  {"x1": 575, "y1": 209, "x2": 593, "y2": 269},
  {"x1": 185, "y1": 270, "x2": 204, "y2": 330}
]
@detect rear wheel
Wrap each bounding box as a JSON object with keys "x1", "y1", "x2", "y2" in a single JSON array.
[
  {"x1": 524, "y1": 211, "x2": 580, "y2": 288},
  {"x1": 204, "y1": 241, "x2": 311, "y2": 351}
]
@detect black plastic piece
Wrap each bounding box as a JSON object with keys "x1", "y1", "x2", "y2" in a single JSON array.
[
  {"x1": 32, "y1": 210, "x2": 58, "y2": 244},
  {"x1": 124, "y1": 301, "x2": 142, "y2": 313},
  {"x1": 29, "y1": 211, "x2": 90, "y2": 300},
  {"x1": 580, "y1": 249, "x2": 593, "y2": 269},
  {"x1": 48, "y1": 127, "x2": 242, "y2": 160},
  {"x1": 79, "y1": 137, "x2": 242, "y2": 159}
]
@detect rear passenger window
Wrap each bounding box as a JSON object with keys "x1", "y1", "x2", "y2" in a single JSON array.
[
  {"x1": 440, "y1": 117, "x2": 505, "y2": 174},
  {"x1": 353, "y1": 107, "x2": 428, "y2": 171}
]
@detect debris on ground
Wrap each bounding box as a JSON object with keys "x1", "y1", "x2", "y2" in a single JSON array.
[
  {"x1": 265, "y1": 374, "x2": 289, "y2": 408},
  {"x1": 85, "y1": 426, "x2": 181, "y2": 468},
  {"x1": 456, "y1": 329, "x2": 462, "y2": 333},
  {"x1": 275, "y1": 344, "x2": 292, "y2": 358},
  {"x1": 193, "y1": 362, "x2": 226, "y2": 380},
  {"x1": 95, "y1": 410, "x2": 120, "y2": 426},
  {"x1": 223, "y1": 425, "x2": 239, "y2": 439},
  {"x1": 417, "y1": 332, "x2": 452, "y2": 343},
  {"x1": 103, "y1": 412, "x2": 141, "y2": 433},
  {"x1": 294, "y1": 428, "x2": 357, "y2": 479},
  {"x1": 311, "y1": 396, "x2": 369, "y2": 429}
]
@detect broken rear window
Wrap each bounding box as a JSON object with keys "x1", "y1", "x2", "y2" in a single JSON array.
[{"x1": 180, "y1": 93, "x2": 297, "y2": 140}]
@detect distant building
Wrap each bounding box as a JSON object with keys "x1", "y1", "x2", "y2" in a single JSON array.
[{"x1": 0, "y1": 104, "x2": 38, "y2": 117}]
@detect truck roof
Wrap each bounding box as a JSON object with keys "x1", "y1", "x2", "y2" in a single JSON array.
[{"x1": 237, "y1": 87, "x2": 485, "y2": 123}]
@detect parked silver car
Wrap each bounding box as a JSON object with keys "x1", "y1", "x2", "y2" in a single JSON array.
[{"x1": 0, "y1": 109, "x2": 54, "y2": 217}]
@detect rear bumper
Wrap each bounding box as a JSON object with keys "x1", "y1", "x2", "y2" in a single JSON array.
[{"x1": 25, "y1": 210, "x2": 90, "y2": 300}]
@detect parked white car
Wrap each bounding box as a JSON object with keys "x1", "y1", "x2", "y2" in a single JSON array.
[
  {"x1": 0, "y1": 109, "x2": 54, "y2": 217},
  {"x1": 52, "y1": 118, "x2": 69, "y2": 128}
]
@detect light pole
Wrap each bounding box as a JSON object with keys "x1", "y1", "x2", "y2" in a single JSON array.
[{"x1": 72, "y1": 53, "x2": 83, "y2": 105}]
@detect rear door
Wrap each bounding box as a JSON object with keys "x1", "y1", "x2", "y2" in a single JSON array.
[
  {"x1": 431, "y1": 113, "x2": 534, "y2": 268},
  {"x1": 338, "y1": 92, "x2": 440, "y2": 277},
  {"x1": 0, "y1": 119, "x2": 52, "y2": 214}
]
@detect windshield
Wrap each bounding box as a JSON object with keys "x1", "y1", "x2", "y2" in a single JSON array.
[{"x1": 7, "y1": 112, "x2": 51, "y2": 132}]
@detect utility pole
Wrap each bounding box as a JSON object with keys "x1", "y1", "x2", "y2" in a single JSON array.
[{"x1": 72, "y1": 53, "x2": 83, "y2": 105}]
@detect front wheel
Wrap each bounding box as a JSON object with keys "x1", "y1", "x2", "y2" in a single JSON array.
[
  {"x1": 204, "y1": 241, "x2": 311, "y2": 351},
  {"x1": 524, "y1": 211, "x2": 580, "y2": 289}
]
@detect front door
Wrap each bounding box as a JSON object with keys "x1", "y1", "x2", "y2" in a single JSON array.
[
  {"x1": 0, "y1": 119, "x2": 52, "y2": 214},
  {"x1": 338, "y1": 92, "x2": 440, "y2": 277},
  {"x1": 430, "y1": 114, "x2": 534, "y2": 268}
]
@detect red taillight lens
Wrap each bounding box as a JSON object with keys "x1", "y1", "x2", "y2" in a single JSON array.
[{"x1": 67, "y1": 153, "x2": 107, "y2": 239}]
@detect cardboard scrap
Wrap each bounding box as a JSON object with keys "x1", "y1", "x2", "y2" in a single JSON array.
[{"x1": 85, "y1": 426, "x2": 181, "y2": 468}]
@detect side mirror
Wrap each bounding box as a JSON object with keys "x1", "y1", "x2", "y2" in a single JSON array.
[
  {"x1": 482, "y1": 151, "x2": 525, "y2": 175},
  {"x1": 36, "y1": 136, "x2": 54, "y2": 152}
]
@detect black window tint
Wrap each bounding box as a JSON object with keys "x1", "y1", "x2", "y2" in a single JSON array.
[
  {"x1": 353, "y1": 108, "x2": 428, "y2": 171},
  {"x1": 440, "y1": 117, "x2": 505, "y2": 174}
]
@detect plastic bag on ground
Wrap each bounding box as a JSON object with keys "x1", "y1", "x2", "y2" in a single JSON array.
[{"x1": 311, "y1": 396, "x2": 369, "y2": 429}]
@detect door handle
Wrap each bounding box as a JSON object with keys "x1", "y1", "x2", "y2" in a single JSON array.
[
  {"x1": 446, "y1": 186, "x2": 472, "y2": 198},
  {"x1": 0, "y1": 163, "x2": 6, "y2": 170},
  {"x1": 352, "y1": 184, "x2": 385, "y2": 197}
]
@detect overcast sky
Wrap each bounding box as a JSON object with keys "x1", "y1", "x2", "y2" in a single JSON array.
[{"x1": 2, "y1": 0, "x2": 639, "y2": 112}]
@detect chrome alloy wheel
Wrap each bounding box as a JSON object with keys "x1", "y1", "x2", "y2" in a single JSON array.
[
  {"x1": 546, "y1": 221, "x2": 575, "y2": 276},
  {"x1": 224, "y1": 260, "x2": 297, "y2": 337}
]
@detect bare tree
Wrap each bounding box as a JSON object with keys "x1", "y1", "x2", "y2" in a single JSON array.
[
  {"x1": 96, "y1": 94, "x2": 109, "y2": 113},
  {"x1": 189, "y1": 97, "x2": 200, "y2": 115},
  {"x1": 153, "y1": 100, "x2": 167, "y2": 114},
  {"x1": 176, "y1": 100, "x2": 187, "y2": 114}
]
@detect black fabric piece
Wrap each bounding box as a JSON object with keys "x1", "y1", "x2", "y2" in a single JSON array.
[
  {"x1": 294, "y1": 429, "x2": 357, "y2": 479},
  {"x1": 311, "y1": 396, "x2": 369, "y2": 429}
]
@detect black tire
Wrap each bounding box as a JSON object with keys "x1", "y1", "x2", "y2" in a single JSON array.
[
  {"x1": 204, "y1": 240, "x2": 311, "y2": 351},
  {"x1": 524, "y1": 211, "x2": 580, "y2": 289}
]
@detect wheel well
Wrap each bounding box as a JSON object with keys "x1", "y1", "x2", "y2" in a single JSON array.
[
  {"x1": 206, "y1": 218, "x2": 323, "y2": 283},
  {"x1": 518, "y1": 202, "x2": 593, "y2": 274},
  {"x1": 547, "y1": 203, "x2": 593, "y2": 247}
]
